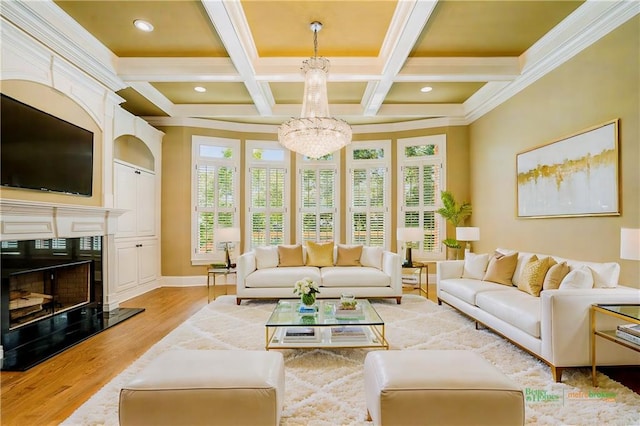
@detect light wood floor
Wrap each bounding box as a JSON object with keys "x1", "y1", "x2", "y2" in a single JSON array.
[{"x1": 1, "y1": 284, "x2": 637, "y2": 425}]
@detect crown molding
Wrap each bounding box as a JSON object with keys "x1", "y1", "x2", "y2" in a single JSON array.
[
  {"x1": 1, "y1": 0, "x2": 125, "y2": 92},
  {"x1": 464, "y1": 0, "x2": 639, "y2": 123}
]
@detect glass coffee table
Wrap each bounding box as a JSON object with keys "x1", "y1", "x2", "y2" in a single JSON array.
[{"x1": 265, "y1": 299, "x2": 389, "y2": 350}]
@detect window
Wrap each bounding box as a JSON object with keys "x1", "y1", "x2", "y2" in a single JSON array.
[
  {"x1": 297, "y1": 153, "x2": 340, "y2": 243},
  {"x1": 397, "y1": 135, "x2": 446, "y2": 259},
  {"x1": 346, "y1": 141, "x2": 391, "y2": 248},
  {"x1": 192, "y1": 136, "x2": 240, "y2": 264},
  {"x1": 245, "y1": 141, "x2": 290, "y2": 248}
]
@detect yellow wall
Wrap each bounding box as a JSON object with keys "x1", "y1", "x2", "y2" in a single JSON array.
[
  {"x1": 0, "y1": 81, "x2": 103, "y2": 206},
  {"x1": 159, "y1": 125, "x2": 470, "y2": 277},
  {"x1": 469, "y1": 17, "x2": 639, "y2": 288}
]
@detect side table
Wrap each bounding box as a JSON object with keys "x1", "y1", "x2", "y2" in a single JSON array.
[
  {"x1": 207, "y1": 268, "x2": 236, "y2": 302},
  {"x1": 590, "y1": 304, "x2": 640, "y2": 386},
  {"x1": 401, "y1": 262, "x2": 429, "y2": 298}
]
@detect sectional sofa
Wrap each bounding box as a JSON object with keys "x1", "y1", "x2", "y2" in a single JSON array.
[
  {"x1": 437, "y1": 248, "x2": 640, "y2": 382},
  {"x1": 236, "y1": 244, "x2": 402, "y2": 305}
]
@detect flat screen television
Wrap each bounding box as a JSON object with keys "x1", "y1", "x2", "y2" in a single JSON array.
[{"x1": 1, "y1": 93, "x2": 94, "y2": 196}]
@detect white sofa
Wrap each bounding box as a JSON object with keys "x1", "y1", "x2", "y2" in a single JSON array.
[
  {"x1": 236, "y1": 245, "x2": 402, "y2": 305},
  {"x1": 437, "y1": 249, "x2": 640, "y2": 382}
]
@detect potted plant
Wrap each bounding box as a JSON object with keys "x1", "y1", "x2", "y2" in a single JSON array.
[{"x1": 436, "y1": 190, "x2": 472, "y2": 260}]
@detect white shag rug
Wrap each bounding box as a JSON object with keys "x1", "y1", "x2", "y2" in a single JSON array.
[{"x1": 63, "y1": 295, "x2": 640, "y2": 426}]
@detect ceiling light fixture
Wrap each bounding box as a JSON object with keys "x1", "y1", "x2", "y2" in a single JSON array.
[
  {"x1": 278, "y1": 21, "x2": 351, "y2": 159},
  {"x1": 133, "y1": 19, "x2": 154, "y2": 32},
  {"x1": 420, "y1": 86, "x2": 433, "y2": 93},
  {"x1": 194, "y1": 86, "x2": 207, "y2": 93}
]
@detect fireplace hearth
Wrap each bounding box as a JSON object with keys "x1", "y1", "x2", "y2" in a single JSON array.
[{"x1": 1, "y1": 237, "x2": 143, "y2": 371}]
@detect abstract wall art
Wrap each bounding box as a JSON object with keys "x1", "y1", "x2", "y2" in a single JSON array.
[{"x1": 516, "y1": 120, "x2": 619, "y2": 218}]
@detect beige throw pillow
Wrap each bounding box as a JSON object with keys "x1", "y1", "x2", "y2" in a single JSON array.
[
  {"x1": 277, "y1": 244, "x2": 304, "y2": 267},
  {"x1": 517, "y1": 255, "x2": 552, "y2": 297},
  {"x1": 542, "y1": 261, "x2": 570, "y2": 291},
  {"x1": 559, "y1": 266, "x2": 594, "y2": 289},
  {"x1": 254, "y1": 246, "x2": 279, "y2": 269},
  {"x1": 483, "y1": 251, "x2": 519, "y2": 286},
  {"x1": 461, "y1": 252, "x2": 490, "y2": 280},
  {"x1": 361, "y1": 246, "x2": 383, "y2": 269},
  {"x1": 336, "y1": 244, "x2": 363, "y2": 266},
  {"x1": 306, "y1": 241, "x2": 334, "y2": 267}
]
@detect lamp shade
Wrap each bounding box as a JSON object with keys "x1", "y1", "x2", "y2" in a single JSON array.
[
  {"x1": 620, "y1": 228, "x2": 640, "y2": 260},
  {"x1": 396, "y1": 227, "x2": 423, "y2": 242},
  {"x1": 456, "y1": 227, "x2": 480, "y2": 242},
  {"x1": 214, "y1": 227, "x2": 241, "y2": 243}
]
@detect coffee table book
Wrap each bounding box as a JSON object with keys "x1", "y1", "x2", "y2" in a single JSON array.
[
  {"x1": 617, "y1": 323, "x2": 640, "y2": 338},
  {"x1": 616, "y1": 329, "x2": 640, "y2": 346}
]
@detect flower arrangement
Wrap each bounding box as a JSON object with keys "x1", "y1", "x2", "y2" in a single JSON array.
[{"x1": 293, "y1": 277, "x2": 320, "y2": 306}]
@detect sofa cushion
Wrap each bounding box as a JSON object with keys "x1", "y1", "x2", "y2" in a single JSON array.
[
  {"x1": 361, "y1": 246, "x2": 383, "y2": 270},
  {"x1": 476, "y1": 290, "x2": 541, "y2": 338},
  {"x1": 255, "y1": 246, "x2": 279, "y2": 269},
  {"x1": 462, "y1": 252, "x2": 489, "y2": 280},
  {"x1": 483, "y1": 252, "x2": 518, "y2": 286},
  {"x1": 306, "y1": 241, "x2": 334, "y2": 267},
  {"x1": 559, "y1": 266, "x2": 594, "y2": 289},
  {"x1": 278, "y1": 244, "x2": 304, "y2": 267},
  {"x1": 336, "y1": 244, "x2": 363, "y2": 266},
  {"x1": 496, "y1": 249, "x2": 535, "y2": 287},
  {"x1": 245, "y1": 267, "x2": 321, "y2": 288},
  {"x1": 439, "y1": 278, "x2": 513, "y2": 306},
  {"x1": 542, "y1": 261, "x2": 570, "y2": 291},
  {"x1": 517, "y1": 255, "x2": 552, "y2": 297},
  {"x1": 320, "y1": 266, "x2": 390, "y2": 287}
]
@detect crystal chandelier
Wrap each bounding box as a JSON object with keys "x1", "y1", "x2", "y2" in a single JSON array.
[{"x1": 278, "y1": 21, "x2": 352, "y2": 159}]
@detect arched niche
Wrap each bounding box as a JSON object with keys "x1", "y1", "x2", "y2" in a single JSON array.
[{"x1": 114, "y1": 135, "x2": 155, "y2": 172}]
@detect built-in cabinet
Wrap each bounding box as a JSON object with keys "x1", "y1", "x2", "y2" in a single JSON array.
[{"x1": 113, "y1": 161, "x2": 158, "y2": 295}]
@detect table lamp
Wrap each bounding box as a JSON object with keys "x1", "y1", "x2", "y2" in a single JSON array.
[
  {"x1": 397, "y1": 227, "x2": 423, "y2": 267},
  {"x1": 456, "y1": 227, "x2": 480, "y2": 254},
  {"x1": 215, "y1": 227, "x2": 241, "y2": 268},
  {"x1": 620, "y1": 228, "x2": 640, "y2": 261}
]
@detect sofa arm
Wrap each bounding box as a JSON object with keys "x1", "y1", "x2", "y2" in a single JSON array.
[
  {"x1": 236, "y1": 251, "x2": 256, "y2": 292},
  {"x1": 382, "y1": 251, "x2": 402, "y2": 294},
  {"x1": 541, "y1": 286, "x2": 640, "y2": 366},
  {"x1": 436, "y1": 260, "x2": 464, "y2": 282}
]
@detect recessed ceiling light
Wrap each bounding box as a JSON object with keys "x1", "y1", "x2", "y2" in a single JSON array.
[
  {"x1": 133, "y1": 19, "x2": 154, "y2": 32},
  {"x1": 194, "y1": 86, "x2": 207, "y2": 93},
  {"x1": 420, "y1": 86, "x2": 433, "y2": 93}
]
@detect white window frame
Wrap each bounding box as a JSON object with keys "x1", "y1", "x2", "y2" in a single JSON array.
[
  {"x1": 346, "y1": 140, "x2": 392, "y2": 249},
  {"x1": 296, "y1": 153, "x2": 341, "y2": 243},
  {"x1": 245, "y1": 140, "x2": 291, "y2": 249},
  {"x1": 191, "y1": 136, "x2": 240, "y2": 265},
  {"x1": 397, "y1": 135, "x2": 447, "y2": 260}
]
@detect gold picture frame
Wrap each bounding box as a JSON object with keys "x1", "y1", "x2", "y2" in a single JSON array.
[{"x1": 516, "y1": 119, "x2": 620, "y2": 218}]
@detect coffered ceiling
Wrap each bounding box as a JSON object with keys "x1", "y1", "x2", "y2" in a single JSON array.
[{"x1": 44, "y1": 0, "x2": 634, "y2": 128}]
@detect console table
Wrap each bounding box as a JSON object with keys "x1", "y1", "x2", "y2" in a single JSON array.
[{"x1": 207, "y1": 268, "x2": 236, "y2": 302}]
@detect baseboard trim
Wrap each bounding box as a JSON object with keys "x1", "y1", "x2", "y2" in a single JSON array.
[{"x1": 161, "y1": 275, "x2": 207, "y2": 287}]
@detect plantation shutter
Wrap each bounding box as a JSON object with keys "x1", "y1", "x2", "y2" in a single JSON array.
[
  {"x1": 300, "y1": 167, "x2": 337, "y2": 242},
  {"x1": 249, "y1": 166, "x2": 286, "y2": 248}
]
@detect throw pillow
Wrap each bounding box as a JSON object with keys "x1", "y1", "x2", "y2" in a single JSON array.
[
  {"x1": 461, "y1": 252, "x2": 490, "y2": 280},
  {"x1": 542, "y1": 261, "x2": 570, "y2": 291},
  {"x1": 336, "y1": 244, "x2": 363, "y2": 266},
  {"x1": 360, "y1": 246, "x2": 383, "y2": 269},
  {"x1": 559, "y1": 266, "x2": 594, "y2": 289},
  {"x1": 254, "y1": 246, "x2": 279, "y2": 269},
  {"x1": 483, "y1": 251, "x2": 519, "y2": 286},
  {"x1": 517, "y1": 255, "x2": 552, "y2": 297},
  {"x1": 306, "y1": 241, "x2": 334, "y2": 267},
  {"x1": 277, "y1": 244, "x2": 304, "y2": 267}
]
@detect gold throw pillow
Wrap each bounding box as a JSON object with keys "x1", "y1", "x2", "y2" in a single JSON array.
[
  {"x1": 277, "y1": 244, "x2": 304, "y2": 267},
  {"x1": 336, "y1": 244, "x2": 363, "y2": 266},
  {"x1": 483, "y1": 251, "x2": 519, "y2": 286},
  {"x1": 542, "y1": 261, "x2": 570, "y2": 290},
  {"x1": 306, "y1": 241, "x2": 334, "y2": 267},
  {"x1": 517, "y1": 256, "x2": 552, "y2": 297}
]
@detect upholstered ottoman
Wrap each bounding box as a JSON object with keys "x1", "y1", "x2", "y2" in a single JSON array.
[
  {"x1": 119, "y1": 349, "x2": 285, "y2": 426},
  {"x1": 364, "y1": 350, "x2": 524, "y2": 426}
]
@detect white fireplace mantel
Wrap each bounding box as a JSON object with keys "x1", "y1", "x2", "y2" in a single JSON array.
[{"x1": 0, "y1": 199, "x2": 127, "y2": 241}]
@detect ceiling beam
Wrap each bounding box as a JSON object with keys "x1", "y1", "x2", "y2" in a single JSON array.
[
  {"x1": 361, "y1": 0, "x2": 439, "y2": 116},
  {"x1": 201, "y1": 0, "x2": 273, "y2": 116},
  {"x1": 117, "y1": 57, "x2": 241, "y2": 82},
  {"x1": 397, "y1": 57, "x2": 521, "y2": 82}
]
